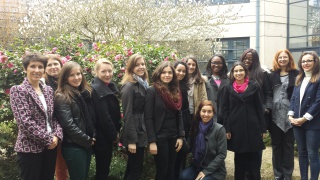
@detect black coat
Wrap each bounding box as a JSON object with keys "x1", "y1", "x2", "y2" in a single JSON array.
[
  {"x1": 144, "y1": 86, "x2": 185, "y2": 143},
  {"x1": 221, "y1": 80, "x2": 266, "y2": 153},
  {"x1": 91, "y1": 77, "x2": 121, "y2": 150},
  {"x1": 120, "y1": 82, "x2": 148, "y2": 147},
  {"x1": 269, "y1": 69, "x2": 299, "y2": 100}
]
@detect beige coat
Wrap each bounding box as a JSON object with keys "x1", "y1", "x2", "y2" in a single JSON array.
[{"x1": 192, "y1": 76, "x2": 208, "y2": 114}]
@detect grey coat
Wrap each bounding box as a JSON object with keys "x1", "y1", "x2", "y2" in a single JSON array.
[{"x1": 121, "y1": 82, "x2": 148, "y2": 147}]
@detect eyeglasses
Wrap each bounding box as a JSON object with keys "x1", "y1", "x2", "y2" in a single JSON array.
[
  {"x1": 243, "y1": 58, "x2": 252, "y2": 62},
  {"x1": 301, "y1": 59, "x2": 314, "y2": 64},
  {"x1": 211, "y1": 62, "x2": 223, "y2": 65}
]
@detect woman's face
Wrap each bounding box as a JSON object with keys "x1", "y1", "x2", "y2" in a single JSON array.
[
  {"x1": 96, "y1": 63, "x2": 113, "y2": 83},
  {"x1": 67, "y1": 67, "x2": 82, "y2": 88},
  {"x1": 186, "y1": 59, "x2": 196, "y2": 74},
  {"x1": 46, "y1": 59, "x2": 61, "y2": 78},
  {"x1": 242, "y1": 52, "x2": 253, "y2": 69},
  {"x1": 277, "y1": 52, "x2": 289, "y2": 68},
  {"x1": 175, "y1": 64, "x2": 186, "y2": 81},
  {"x1": 26, "y1": 61, "x2": 45, "y2": 83},
  {"x1": 233, "y1": 65, "x2": 246, "y2": 82},
  {"x1": 133, "y1": 58, "x2": 146, "y2": 77},
  {"x1": 160, "y1": 66, "x2": 173, "y2": 84},
  {"x1": 211, "y1": 56, "x2": 223, "y2": 75},
  {"x1": 301, "y1": 54, "x2": 315, "y2": 72},
  {"x1": 200, "y1": 105, "x2": 214, "y2": 124}
]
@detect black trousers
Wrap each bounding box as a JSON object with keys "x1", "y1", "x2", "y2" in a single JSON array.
[
  {"x1": 124, "y1": 146, "x2": 145, "y2": 180},
  {"x1": 154, "y1": 137, "x2": 178, "y2": 180},
  {"x1": 269, "y1": 121, "x2": 295, "y2": 180},
  {"x1": 94, "y1": 142, "x2": 113, "y2": 180},
  {"x1": 17, "y1": 148, "x2": 57, "y2": 180},
  {"x1": 174, "y1": 148, "x2": 187, "y2": 179},
  {"x1": 234, "y1": 151, "x2": 261, "y2": 180}
]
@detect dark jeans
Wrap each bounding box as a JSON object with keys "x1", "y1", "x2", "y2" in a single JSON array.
[
  {"x1": 234, "y1": 152, "x2": 262, "y2": 180},
  {"x1": 293, "y1": 127, "x2": 320, "y2": 180},
  {"x1": 94, "y1": 142, "x2": 113, "y2": 180},
  {"x1": 124, "y1": 146, "x2": 145, "y2": 180},
  {"x1": 269, "y1": 121, "x2": 294, "y2": 180},
  {"x1": 178, "y1": 165, "x2": 217, "y2": 180},
  {"x1": 17, "y1": 148, "x2": 57, "y2": 180},
  {"x1": 154, "y1": 137, "x2": 178, "y2": 180},
  {"x1": 62, "y1": 146, "x2": 91, "y2": 180}
]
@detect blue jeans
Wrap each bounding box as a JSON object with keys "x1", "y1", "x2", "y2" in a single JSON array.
[
  {"x1": 293, "y1": 127, "x2": 320, "y2": 180},
  {"x1": 179, "y1": 165, "x2": 217, "y2": 180}
]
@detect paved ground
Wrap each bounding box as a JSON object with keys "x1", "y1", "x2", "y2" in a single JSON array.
[{"x1": 225, "y1": 146, "x2": 300, "y2": 179}]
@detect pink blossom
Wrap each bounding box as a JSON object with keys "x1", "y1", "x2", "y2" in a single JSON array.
[
  {"x1": 149, "y1": 60, "x2": 153, "y2": 64},
  {"x1": 118, "y1": 73, "x2": 123, "y2": 77},
  {"x1": 127, "y1": 48, "x2": 133, "y2": 56},
  {"x1": 92, "y1": 43, "x2": 97, "y2": 48},
  {"x1": 171, "y1": 52, "x2": 177, "y2": 59},
  {"x1": 120, "y1": 113, "x2": 124, "y2": 118},
  {"x1": 164, "y1": 57, "x2": 169, "y2": 61},
  {"x1": 105, "y1": 52, "x2": 111, "y2": 56},
  {"x1": 52, "y1": 47, "x2": 58, "y2": 52},
  {"x1": 1, "y1": 105, "x2": 4, "y2": 109},
  {"x1": 75, "y1": 52, "x2": 80, "y2": 56},
  {"x1": 120, "y1": 67, "x2": 126, "y2": 72},
  {"x1": 118, "y1": 142, "x2": 123, "y2": 147},
  {"x1": 7, "y1": 62, "x2": 13, "y2": 68},
  {"x1": 66, "y1": 55, "x2": 72, "y2": 60},
  {"x1": 115, "y1": 54, "x2": 122, "y2": 61},
  {"x1": 61, "y1": 57, "x2": 68, "y2": 64},
  {"x1": 4, "y1": 89, "x2": 10, "y2": 95},
  {"x1": 101, "y1": 41, "x2": 106, "y2": 44},
  {"x1": 0, "y1": 55, "x2": 8, "y2": 63},
  {"x1": 0, "y1": 51, "x2": 2, "y2": 55},
  {"x1": 13, "y1": 69, "x2": 18, "y2": 74},
  {"x1": 25, "y1": 50, "x2": 30, "y2": 55},
  {"x1": 78, "y1": 43, "x2": 83, "y2": 48}
]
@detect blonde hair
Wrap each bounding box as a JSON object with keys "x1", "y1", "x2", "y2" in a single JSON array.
[{"x1": 93, "y1": 58, "x2": 114, "y2": 76}]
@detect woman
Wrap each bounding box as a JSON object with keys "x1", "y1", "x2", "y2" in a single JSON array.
[
  {"x1": 91, "y1": 58, "x2": 121, "y2": 180},
  {"x1": 44, "y1": 54, "x2": 68, "y2": 180},
  {"x1": 54, "y1": 61, "x2": 95, "y2": 180},
  {"x1": 179, "y1": 100, "x2": 227, "y2": 180},
  {"x1": 173, "y1": 61, "x2": 191, "y2": 178},
  {"x1": 185, "y1": 56, "x2": 207, "y2": 116},
  {"x1": 10, "y1": 53, "x2": 63, "y2": 180},
  {"x1": 204, "y1": 54, "x2": 228, "y2": 123},
  {"x1": 121, "y1": 54, "x2": 149, "y2": 180},
  {"x1": 145, "y1": 61, "x2": 184, "y2": 180},
  {"x1": 269, "y1": 49, "x2": 298, "y2": 179},
  {"x1": 221, "y1": 62, "x2": 266, "y2": 180},
  {"x1": 288, "y1": 51, "x2": 320, "y2": 180}
]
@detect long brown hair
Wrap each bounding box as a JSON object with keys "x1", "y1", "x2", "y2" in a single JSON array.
[
  {"x1": 56, "y1": 61, "x2": 92, "y2": 103},
  {"x1": 272, "y1": 49, "x2": 296, "y2": 72},
  {"x1": 295, "y1": 51, "x2": 320, "y2": 86},
  {"x1": 121, "y1": 54, "x2": 149, "y2": 84},
  {"x1": 152, "y1": 61, "x2": 180, "y2": 100},
  {"x1": 186, "y1": 56, "x2": 205, "y2": 84}
]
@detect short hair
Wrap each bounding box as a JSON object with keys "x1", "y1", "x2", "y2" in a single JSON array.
[
  {"x1": 205, "y1": 54, "x2": 228, "y2": 79},
  {"x1": 272, "y1": 49, "x2": 297, "y2": 71},
  {"x1": 229, "y1": 62, "x2": 249, "y2": 82},
  {"x1": 22, "y1": 53, "x2": 48, "y2": 70}
]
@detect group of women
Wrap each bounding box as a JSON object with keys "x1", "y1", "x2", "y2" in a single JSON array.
[{"x1": 9, "y1": 48, "x2": 320, "y2": 180}]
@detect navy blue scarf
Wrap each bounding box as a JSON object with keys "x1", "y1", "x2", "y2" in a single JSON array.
[{"x1": 193, "y1": 120, "x2": 213, "y2": 166}]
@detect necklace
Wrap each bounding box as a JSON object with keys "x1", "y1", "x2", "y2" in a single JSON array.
[{"x1": 212, "y1": 75, "x2": 220, "y2": 80}]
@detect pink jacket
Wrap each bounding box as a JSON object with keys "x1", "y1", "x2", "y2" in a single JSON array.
[{"x1": 10, "y1": 78, "x2": 63, "y2": 153}]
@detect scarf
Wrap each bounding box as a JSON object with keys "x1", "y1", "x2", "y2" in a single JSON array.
[
  {"x1": 133, "y1": 73, "x2": 149, "y2": 90},
  {"x1": 46, "y1": 75, "x2": 58, "y2": 91},
  {"x1": 154, "y1": 83, "x2": 182, "y2": 110},
  {"x1": 194, "y1": 120, "x2": 213, "y2": 167},
  {"x1": 233, "y1": 77, "x2": 249, "y2": 93}
]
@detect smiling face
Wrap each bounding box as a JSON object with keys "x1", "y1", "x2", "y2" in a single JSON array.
[
  {"x1": 46, "y1": 59, "x2": 61, "y2": 78},
  {"x1": 186, "y1": 59, "x2": 196, "y2": 74},
  {"x1": 96, "y1": 63, "x2": 113, "y2": 83},
  {"x1": 175, "y1": 64, "x2": 186, "y2": 81},
  {"x1": 160, "y1": 66, "x2": 173, "y2": 84},
  {"x1": 233, "y1": 65, "x2": 246, "y2": 83},
  {"x1": 67, "y1": 67, "x2": 82, "y2": 88},
  {"x1": 133, "y1": 58, "x2": 146, "y2": 77},
  {"x1": 277, "y1": 52, "x2": 289, "y2": 68},
  {"x1": 242, "y1": 52, "x2": 253, "y2": 69},
  {"x1": 301, "y1": 54, "x2": 315, "y2": 72},
  {"x1": 200, "y1": 105, "x2": 214, "y2": 124},
  {"x1": 26, "y1": 61, "x2": 45, "y2": 84},
  {"x1": 211, "y1": 56, "x2": 223, "y2": 75}
]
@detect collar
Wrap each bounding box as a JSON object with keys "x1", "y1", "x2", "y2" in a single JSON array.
[{"x1": 91, "y1": 77, "x2": 118, "y2": 98}]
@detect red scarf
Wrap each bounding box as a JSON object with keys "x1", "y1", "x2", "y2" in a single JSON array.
[
  {"x1": 233, "y1": 77, "x2": 249, "y2": 93},
  {"x1": 154, "y1": 83, "x2": 182, "y2": 110}
]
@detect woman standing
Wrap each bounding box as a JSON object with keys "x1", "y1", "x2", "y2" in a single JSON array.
[
  {"x1": 288, "y1": 51, "x2": 320, "y2": 180},
  {"x1": 221, "y1": 62, "x2": 266, "y2": 180},
  {"x1": 145, "y1": 61, "x2": 184, "y2": 180},
  {"x1": 10, "y1": 53, "x2": 63, "y2": 180},
  {"x1": 54, "y1": 61, "x2": 95, "y2": 180},
  {"x1": 269, "y1": 49, "x2": 298, "y2": 179},
  {"x1": 173, "y1": 61, "x2": 190, "y2": 178},
  {"x1": 179, "y1": 100, "x2": 227, "y2": 180},
  {"x1": 121, "y1": 54, "x2": 149, "y2": 180},
  {"x1": 91, "y1": 58, "x2": 121, "y2": 180},
  {"x1": 204, "y1": 54, "x2": 228, "y2": 123},
  {"x1": 44, "y1": 54, "x2": 69, "y2": 180}
]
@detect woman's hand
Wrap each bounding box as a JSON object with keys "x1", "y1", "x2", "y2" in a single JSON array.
[
  {"x1": 288, "y1": 116, "x2": 295, "y2": 124},
  {"x1": 292, "y1": 117, "x2": 307, "y2": 126},
  {"x1": 149, "y1": 142, "x2": 157, "y2": 155},
  {"x1": 91, "y1": 138, "x2": 96, "y2": 146},
  {"x1": 48, "y1": 136, "x2": 58, "y2": 149},
  {"x1": 195, "y1": 171, "x2": 205, "y2": 180},
  {"x1": 175, "y1": 138, "x2": 183, "y2": 152},
  {"x1": 262, "y1": 133, "x2": 266, "y2": 139},
  {"x1": 128, "y1": 143, "x2": 136, "y2": 154},
  {"x1": 226, "y1": 132, "x2": 231, "y2": 139}
]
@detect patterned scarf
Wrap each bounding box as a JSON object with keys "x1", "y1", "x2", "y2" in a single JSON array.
[
  {"x1": 154, "y1": 83, "x2": 182, "y2": 110},
  {"x1": 133, "y1": 73, "x2": 149, "y2": 90}
]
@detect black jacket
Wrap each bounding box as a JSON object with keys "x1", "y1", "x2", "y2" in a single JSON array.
[
  {"x1": 120, "y1": 82, "x2": 147, "y2": 147},
  {"x1": 269, "y1": 69, "x2": 299, "y2": 100},
  {"x1": 54, "y1": 93, "x2": 94, "y2": 150},
  {"x1": 91, "y1": 77, "x2": 121, "y2": 150},
  {"x1": 144, "y1": 86, "x2": 185, "y2": 143},
  {"x1": 221, "y1": 80, "x2": 266, "y2": 153}
]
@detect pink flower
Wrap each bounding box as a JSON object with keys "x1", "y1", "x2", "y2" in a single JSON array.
[
  {"x1": 7, "y1": 62, "x2": 13, "y2": 68},
  {"x1": 120, "y1": 113, "x2": 124, "y2": 118},
  {"x1": 164, "y1": 57, "x2": 169, "y2": 61},
  {"x1": 66, "y1": 55, "x2": 72, "y2": 60},
  {"x1": 0, "y1": 55, "x2": 8, "y2": 63},
  {"x1": 78, "y1": 43, "x2": 83, "y2": 48},
  {"x1": 101, "y1": 41, "x2": 106, "y2": 44},
  {"x1": 75, "y1": 52, "x2": 80, "y2": 56},
  {"x1": 118, "y1": 73, "x2": 123, "y2": 77},
  {"x1": 61, "y1": 57, "x2": 68, "y2": 64},
  {"x1": 1, "y1": 105, "x2": 4, "y2": 109},
  {"x1": 115, "y1": 54, "x2": 122, "y2": 61},
  {"x1": 171, "y1": 52, "x2": 177, "y2": 59},
  {"x1": 118, "y1": 142, "x2": 123, "y2": 147},
  {"x1": 52, "y1": 47, "x2": 58, "y2": 52},
  {"x1": 105, "y1": 52, "x2": 111, "y2": 56},
  {"x1": 13, "y1": 69, "x2": 18, "y2": 74},
  {"x1": 92, "y1": 43, "x2": 97, "y2": 48},
  {"x1": 127, "y1": 48, "x2": 133, "y2": 56},
  {"x1": 120, "y1": 67, "x2": 126, "y2": 72},
  {"x1": 149, "y1": 60, "x2": 152, "y2": 64},
  {"x1": 4, "y1": 89, "x2": 10, "y2": 95},
  {"x1": 0, "y1": 51, "x2": 2, "y2": 55},
  {"x1": 25, "y1": 50, "x2": 30, "y2": 55}
]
